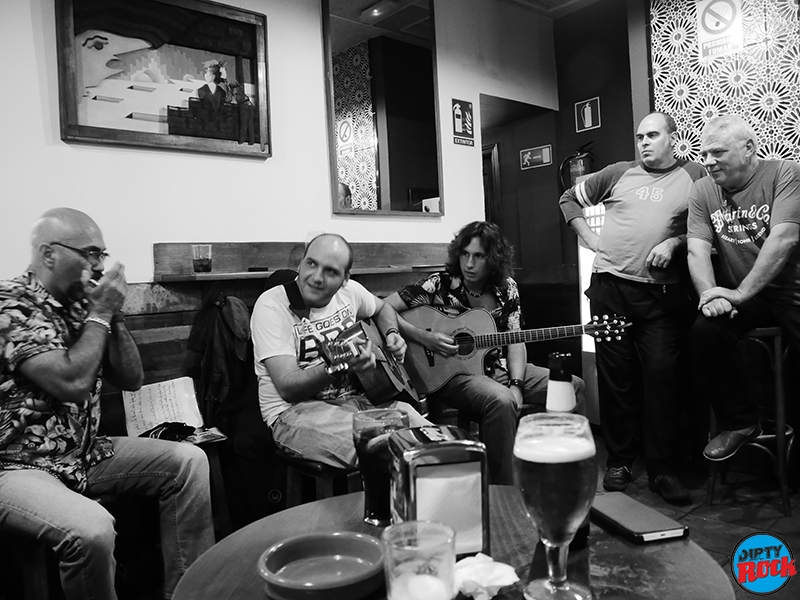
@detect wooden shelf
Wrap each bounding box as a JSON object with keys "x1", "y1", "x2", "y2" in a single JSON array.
[
  {"x1": 155, "y1": 272, "x2": 271, "y2": 283},
  {"x1": 153, "y1": 264, "x2": 444, "y2": 283}
]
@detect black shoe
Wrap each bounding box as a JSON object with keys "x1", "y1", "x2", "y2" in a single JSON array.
[
  {"x1": 648, "y1": 473, "x2": 691, "y2": 505},
  {"x1": 603, "y1": 466, "x2": 632, "y2": 491},
  {"x1": 703, "y1": 424, "x2": 762, "y2": 461}
]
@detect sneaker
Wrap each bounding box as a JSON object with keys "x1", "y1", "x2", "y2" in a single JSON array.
[{"x1": 603, "y1": 466, "x2": 632, "y2": 491}]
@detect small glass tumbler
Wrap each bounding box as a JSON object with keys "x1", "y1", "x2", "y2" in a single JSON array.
[
  {"x1": 192, "y1": 244, "x2": 212, "y2": 272},
  {"x1": 381, "y1": 520, "x2": 456, "y2": 600},
  {"x1": 352, "y1": 408, "x2": 409, "y2": 526}
]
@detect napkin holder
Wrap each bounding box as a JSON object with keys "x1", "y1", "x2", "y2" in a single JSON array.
[{"x1": 389, "y1": 425, "x2": 489, "y2": 556}]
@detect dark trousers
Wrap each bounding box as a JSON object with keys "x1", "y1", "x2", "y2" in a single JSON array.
[
  {"x1": 691, "y1": 295, "x2": 800, "y2": 431},
  {"x1": 588, "y1": 273, "x2": 693, "y2": 476}
]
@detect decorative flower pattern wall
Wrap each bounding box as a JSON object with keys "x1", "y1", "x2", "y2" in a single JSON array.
[
  {"x1": 651, "y1": 0, "x2": 800, "y2": 162},
  {"x1": 333, "y1": 42, "x2": 378, "y2": 211}
]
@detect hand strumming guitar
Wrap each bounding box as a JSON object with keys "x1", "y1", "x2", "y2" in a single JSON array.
[
  {"x1": 422, "y1": 330, "x2": 458, "y2": 358},
  {"x1": 383, "y1": 331, "x2": 408, "y2": 364}
]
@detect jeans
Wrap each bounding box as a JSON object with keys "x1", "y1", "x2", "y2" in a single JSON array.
[
  {"x1": 271, "y1": 394, "x2": 430, "y2": 468},
  {"x1": 0, "y1": 437, "x2": 215, "y2": 600},
  {"x1": 434, "y1": 364, "x2": 585, "y2": 485},
  {"x1": 691, "y1": 295, "x2": 800, "y2": 431},
  {"x1": 588, "y1": 273, "x2": 693, "y2": 476}
]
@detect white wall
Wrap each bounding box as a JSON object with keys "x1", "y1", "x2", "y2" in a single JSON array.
[
  {"x1": 0, "y1": 0, "x2": 481, "y2": 283},
  {"x1": 433, "y1": 0, "x2": 558, "y2": 224}
]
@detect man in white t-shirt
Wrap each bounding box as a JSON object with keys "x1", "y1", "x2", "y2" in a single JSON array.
[{"x1": 251, "y1": 233, "x2": 428, "y2": 467}]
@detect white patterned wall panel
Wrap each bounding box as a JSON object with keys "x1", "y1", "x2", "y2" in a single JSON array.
[
  {"x1": 333, "y1": 42, "x2": 378, "y2": 211},
  {"x1": 651, "y1": 0, "x2": 800, "y2": 162}
]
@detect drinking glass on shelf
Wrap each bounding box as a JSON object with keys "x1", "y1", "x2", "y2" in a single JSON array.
[
  {"x1": 353, "y1": 408, "x2": 409, "y2": 526},
  {"x1": 512, "y1": 413, "x2": 597, "y2": 600}
]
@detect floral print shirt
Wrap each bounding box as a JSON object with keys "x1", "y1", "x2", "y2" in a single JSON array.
[
  {"x1": 0, "y1": 270, "x2": 112, "y2": 492},
  {"x1": 398, "y1": 271, "x2": 522, "y2": 372}
]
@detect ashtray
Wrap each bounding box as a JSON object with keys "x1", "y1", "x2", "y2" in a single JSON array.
[{"x1": 257, "y1": 531, "x2": 385, "y2": 600}]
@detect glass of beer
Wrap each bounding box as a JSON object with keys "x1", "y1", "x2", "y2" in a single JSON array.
[
  {"x1": 353, "y1": 408, "x2": 409, "y2": 526},
  {"x1": 513, "y1": 413, "x2": 597, "y2": 600}
]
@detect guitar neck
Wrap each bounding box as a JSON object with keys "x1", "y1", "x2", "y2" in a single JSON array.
[{"x1": 476, "y1": 325, "x2": 586, "y2": 348}]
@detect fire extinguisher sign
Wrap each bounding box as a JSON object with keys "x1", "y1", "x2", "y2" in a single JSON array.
[
  {"x1": 452, "y1": 99, "x2": 474, "y2": 146},
  {"x1": 575, "y1": 97, "x2": 601, "y2": 133}
]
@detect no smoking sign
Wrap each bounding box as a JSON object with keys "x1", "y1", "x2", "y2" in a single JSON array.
[
  {"x1": 696, "y1": 0, "x2": 742, "y2": 59},
  {"x1": 701, "y1": 0, "x2": 736, "y2": 34}
]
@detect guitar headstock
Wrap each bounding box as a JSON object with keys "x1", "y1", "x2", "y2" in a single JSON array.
[
  {"x1": 585, "y1": 314, "x2": 631, "y2": 342},
  {"x1": 318, "y1": 324, "x2": 368, "y2": 374}
]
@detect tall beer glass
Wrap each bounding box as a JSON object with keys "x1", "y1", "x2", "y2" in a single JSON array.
[
  {"x1": 513, "y1": 413, "x2": 596, "y2": 600},
  {"x1": 353, "y1": 408, "x2": 409, "y2": 526}
]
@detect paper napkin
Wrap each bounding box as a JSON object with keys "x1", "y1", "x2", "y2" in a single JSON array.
[{"x1": 454, "y1": 553, "x2": 519, "y2": 600}]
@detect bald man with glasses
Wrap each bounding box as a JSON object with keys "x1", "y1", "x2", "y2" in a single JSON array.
[{"x1": 0, "y1": 208, "x2": 214, "y2": 600}]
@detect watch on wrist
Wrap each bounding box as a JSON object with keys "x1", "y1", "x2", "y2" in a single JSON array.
[{"x1": 508, "y1": 378, "x2": 524, "y2": 390}]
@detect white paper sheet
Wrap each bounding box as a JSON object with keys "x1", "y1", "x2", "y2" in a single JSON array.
[
  {"x1": 415, "y1": 462, "x2": 483, "y2": 555},
  {"x1": 122, "y1": 377, "x2": 203, "y2": 437}
]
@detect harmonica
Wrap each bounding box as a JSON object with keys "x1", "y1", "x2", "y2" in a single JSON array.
[{"x1": 87, "y1": 279, "x2": 99, "y2": 289}]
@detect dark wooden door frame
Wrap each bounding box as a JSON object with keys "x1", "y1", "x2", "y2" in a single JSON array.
[{"x1": 482, "y1": 143, "x2": 503, "y2": 227}]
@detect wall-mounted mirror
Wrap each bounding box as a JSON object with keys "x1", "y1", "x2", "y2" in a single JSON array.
[{"x1": 324, "y1": 0, "x2": 441, "y2": 216}]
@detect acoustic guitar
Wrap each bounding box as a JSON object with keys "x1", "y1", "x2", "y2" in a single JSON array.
[
  {"x1": 318, "y1": 319, "x2": 420, "y2": 405},
  {"x1": 402, "y1": 305, "x2": 630, "y2": 395}
]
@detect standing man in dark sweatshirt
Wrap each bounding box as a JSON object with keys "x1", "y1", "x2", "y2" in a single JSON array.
[{"x1": 560, "y1": 112, "x2": 707, "y2": 504}]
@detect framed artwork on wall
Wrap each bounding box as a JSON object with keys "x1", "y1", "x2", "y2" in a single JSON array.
[{"x1": 55, "y1": 0, "x2": 271, "y2": 158}]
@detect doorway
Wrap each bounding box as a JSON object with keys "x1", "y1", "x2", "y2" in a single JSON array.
[{"x1": 482, "y1": 144, "x2": 502, "y2": 226}]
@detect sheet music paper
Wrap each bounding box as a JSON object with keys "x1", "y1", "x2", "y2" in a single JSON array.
[{"x1": 122, "y1": 377, "x2": 203, "y2": 437}]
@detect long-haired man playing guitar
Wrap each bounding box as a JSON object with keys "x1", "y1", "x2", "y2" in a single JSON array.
[{"x1": 385, "y1": 221, "x2": 585, "y2": 484}]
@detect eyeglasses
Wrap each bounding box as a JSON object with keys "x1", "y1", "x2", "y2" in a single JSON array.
[{"x1": 50, "y1": 242, "x2": 109, "y2": 264}]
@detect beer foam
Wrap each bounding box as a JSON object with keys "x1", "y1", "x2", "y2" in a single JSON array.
[{"x1": 513, "y1": 435, "x2": 595, "y2": 463}]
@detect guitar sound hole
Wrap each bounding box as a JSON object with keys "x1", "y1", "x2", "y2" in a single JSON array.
[{"x1": 453, "y1": 332, "x2": 475, "y2": 356}]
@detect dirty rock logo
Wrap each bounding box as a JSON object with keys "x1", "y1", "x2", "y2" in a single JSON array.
[{"x1": 731, "y1": 533, "x2": 796, "y2": 595}]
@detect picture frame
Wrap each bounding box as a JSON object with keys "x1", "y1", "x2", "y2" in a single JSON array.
[{"x1": 55, "y1": 0, "x2": 271, "y2": 158}]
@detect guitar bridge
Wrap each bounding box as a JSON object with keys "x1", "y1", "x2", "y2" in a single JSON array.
[
  {"x1": 424, "y1": 347, "x2": 435, "y2": 367},
  {"x1": 424, "y1": 328, "x2": 436, "y2": 367}
]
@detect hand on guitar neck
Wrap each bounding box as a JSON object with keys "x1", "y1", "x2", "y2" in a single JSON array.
[
  {"x1": 318, "y1": 320, "x2": 421, "y2": 405},
  {"x1": 320, "y1": 334, "x2": 377, "y2": 375}
]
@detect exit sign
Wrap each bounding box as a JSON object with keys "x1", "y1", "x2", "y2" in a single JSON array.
[{"x1": 520, "y1": 145, "x2": 552, "y2": 170}]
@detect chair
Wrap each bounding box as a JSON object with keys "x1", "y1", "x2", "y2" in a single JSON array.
[
  {"x1": 425, "y1": 393, "x2": 481, "y2": 438},
  {"x1": 15, "y1": 534, "x2": 49, "y2": 600},
  {"x1": 706, "y1": 327, "x2": 795, "y2": 516},
  {"x1": 277, "y1": 450, "x2": 362, "y2": 508}
]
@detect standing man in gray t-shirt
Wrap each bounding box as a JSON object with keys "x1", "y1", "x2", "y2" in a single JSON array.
[
  {"x1": 688, "y1": 114, "x2": 800, "y2": 462},
  {"x1": 560, "y1": 112, "x2": 706, "y2": 505}
]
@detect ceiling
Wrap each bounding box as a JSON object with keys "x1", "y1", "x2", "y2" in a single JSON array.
[
  {"x1": 328, "y1": 0, "x2": 601, "y2": 129},
  {"x1": 328, "y1": 0, "x2": 602, "y2": 53}
]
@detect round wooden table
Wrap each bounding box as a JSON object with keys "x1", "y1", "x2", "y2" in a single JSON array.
[{"x1": 174, "y1": 486, "x2": 734, "y2": 600}]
